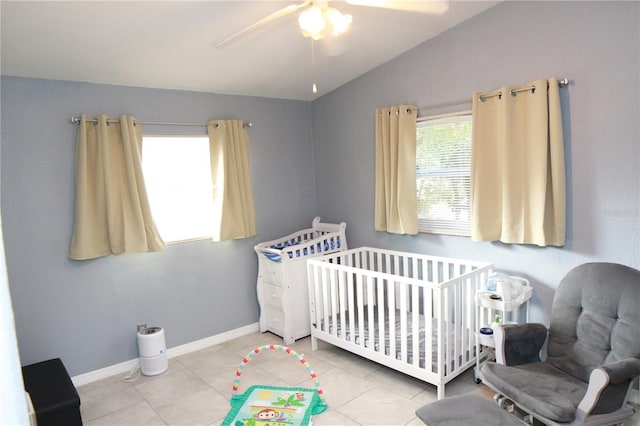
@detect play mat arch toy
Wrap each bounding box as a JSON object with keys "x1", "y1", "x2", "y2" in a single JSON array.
[{"x1": 221, "y1": 344, "x2": 328, "y2": 426}]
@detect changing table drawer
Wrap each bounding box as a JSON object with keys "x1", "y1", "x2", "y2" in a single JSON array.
[
  {"x1": 259, "y1": 259, "x2": 283, "y2": 284},
  {"x1": 263, "y1": 282, "x2": 284, "y2": 308},
  {"x1": 263, "y1": 306, "x2": 285, "y2": 334}
]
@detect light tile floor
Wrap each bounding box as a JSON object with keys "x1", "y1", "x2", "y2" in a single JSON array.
[{"x1": 78, "y1": 331, "x2": 640, "y2": 426}]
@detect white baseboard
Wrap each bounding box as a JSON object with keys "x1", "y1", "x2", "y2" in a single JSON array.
[
  {"x1": 71, "y1": 357, "x2": 140, "y2": 388},
  {"x1": 71, "y1": 322, "x2": 260, "y2": 387},
  {"x1": 165, "y1": 322, "x2": 260, "y2": 358}
]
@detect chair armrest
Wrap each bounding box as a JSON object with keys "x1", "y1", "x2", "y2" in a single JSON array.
[
  {"x1": 576, "y1": 358, "x2": 640, "y2": 420},
  {"x1": 599, "y1": 358, "x2": 640, "y2": 384},
  {"x1": 493, "y1": 323, "x2": 547, "y2": 366}
]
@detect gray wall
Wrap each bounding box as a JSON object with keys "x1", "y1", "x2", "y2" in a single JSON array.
[
  {"x1": 0, "y1": 78, "x2": 316, "y2": 376},
  {"x1": 311, "y1": 1, "x2": 640, "y2": 322},
  {"x1": 2, "y1": 0, "x2": 639, "y2": 378}
]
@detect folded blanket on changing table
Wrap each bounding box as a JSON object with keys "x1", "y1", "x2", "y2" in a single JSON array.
[{"x1": 263, "y1": 239, "x2": 342, "y2": 262}]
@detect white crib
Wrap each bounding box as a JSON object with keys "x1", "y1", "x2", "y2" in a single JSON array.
[
  {"x1": 255, "y1": 217, "x2": 347, "y2": 345},
  {"x1": 307, "y1": 247, "x2": 493, "y2": 399}
]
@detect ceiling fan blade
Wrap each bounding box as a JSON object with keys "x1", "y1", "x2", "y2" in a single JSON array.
[
  {"x1": 344, "y1": 0, "x2": 449, "y2": 14},
  {"x1": 216, "y1": 1, "x2": 311, "y2": 48}
]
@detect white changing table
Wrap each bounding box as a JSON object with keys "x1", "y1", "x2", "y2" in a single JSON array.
[{"x1": 254, "y1": 218, "x2": 347, "y2": 345}]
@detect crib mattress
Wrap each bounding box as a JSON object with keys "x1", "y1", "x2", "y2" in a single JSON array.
[{"x1": 323, "y1": 309, "x2": 472, "y2": 372}]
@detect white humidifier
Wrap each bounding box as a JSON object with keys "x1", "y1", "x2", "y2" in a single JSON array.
[{"x1": 137, "y1": 327, "x2": 168, "y2": 376}]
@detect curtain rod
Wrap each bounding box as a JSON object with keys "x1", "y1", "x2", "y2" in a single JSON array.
[
  {"x1": 69, "y1": 116, "x2": 253, "y2": 128},
  {"x1": 478, "y1": 77, "x2": 569, "y2": 102},
  {"x1": 418, "y1": 77, "x2": 569, "y2": 111}
]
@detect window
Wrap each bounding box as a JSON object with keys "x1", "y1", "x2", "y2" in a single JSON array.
[
  {"x1": 416, "y1": 113, "x2": 472, "y2": 236},
  {"x1": 141, "y1": 136, "x2": 214, "y2": 243}
]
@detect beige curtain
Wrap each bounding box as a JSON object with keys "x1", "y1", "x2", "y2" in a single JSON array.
[
  {"x1": 69, "y1": 114, "x2": 165, "y2": 260},
  {"x1": 207, "y1": 120, "x2": 257, "y2": 241},
  {"x1": 471, "y1": 78, "x2": 566, "y2": 246},
  {"x1": 374, "y1": 105, "x2": 418, "y2": 234}
]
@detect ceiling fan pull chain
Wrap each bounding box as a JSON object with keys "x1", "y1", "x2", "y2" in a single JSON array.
[{"x1": 311, "y1": 39, "x2": 318, "y2": 94}]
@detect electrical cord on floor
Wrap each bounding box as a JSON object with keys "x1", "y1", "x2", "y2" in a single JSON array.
[{"x1": 123, "y1": 362, "x2": 141, "y2": 382}]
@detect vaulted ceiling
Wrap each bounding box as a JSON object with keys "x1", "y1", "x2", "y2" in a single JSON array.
[{"x1": 1, "y1": 1, "x2": 500, "y2": 101}]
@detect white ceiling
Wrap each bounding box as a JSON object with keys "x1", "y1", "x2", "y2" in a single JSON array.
[{"x1": 1, "y1": 1, "x2": 500, "y2": 101}]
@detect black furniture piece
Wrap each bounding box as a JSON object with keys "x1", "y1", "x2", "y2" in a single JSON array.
[{"x1": 22, "y1": 358, "x2": 82, "y2": 426}]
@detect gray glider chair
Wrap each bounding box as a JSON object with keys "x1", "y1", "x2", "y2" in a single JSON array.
[{"x1": 480, "y1": 262, "x2": 640, "y2": 426}]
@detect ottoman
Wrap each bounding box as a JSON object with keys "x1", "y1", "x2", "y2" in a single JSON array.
[
  {"x1": 415, "y1": 393, "x2": 526, "y2": 426},
  {"x1": 22, "y1": 358, "x2": 83, "y2": 426}
]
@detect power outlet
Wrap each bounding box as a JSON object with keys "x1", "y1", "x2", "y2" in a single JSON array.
[{"x1": 137, "y1": 323, "x2": 147, "y2": 332}]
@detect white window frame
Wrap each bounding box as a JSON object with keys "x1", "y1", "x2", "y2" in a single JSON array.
[
  {"x1": 141, "y1": 135, "x2": 214, "y2": 244},
  {"x1": 416, "y1": 111, "x2": 472, "y2": 236}
]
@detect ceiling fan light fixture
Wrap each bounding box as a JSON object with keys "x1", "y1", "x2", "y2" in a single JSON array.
[
  {"x1": 298, "y1": 6, "x2": 325, "y2": 40},
  {"x1": 326, "y1": 8, "x2": 352, "y2": 36},
  {"x1": 299, "y1": 3, "x2": 352, "y2": 40}
]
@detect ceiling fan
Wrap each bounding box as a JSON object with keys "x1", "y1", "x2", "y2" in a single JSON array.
[{"x1": 216, "y1": 0, "x2": 450, "y2": 47}]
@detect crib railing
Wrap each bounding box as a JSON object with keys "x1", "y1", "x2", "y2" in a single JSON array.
[
  {"x1": 307, "y1": 247, "x2": 493, "y2": 399},
  {"x1": 255, "y1": 217, "x2": 347, "y2": 262}
]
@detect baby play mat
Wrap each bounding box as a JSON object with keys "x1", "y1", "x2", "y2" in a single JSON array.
[{"x1": 222, "y1": 345, "x2": 327, "y2": 426}]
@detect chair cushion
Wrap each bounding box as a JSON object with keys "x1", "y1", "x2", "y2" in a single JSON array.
[
  {"x1": 547, "y1": 263, "x2": 640, "y2": 382},
  {"x1": 481, "y1": 361, "x2": 587, "y2": 423},
  {"x1": 415, "y1": 393, "x2": 526, "y2": 425}
]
